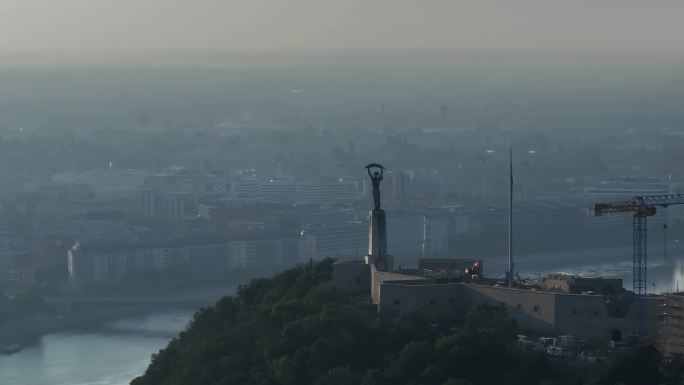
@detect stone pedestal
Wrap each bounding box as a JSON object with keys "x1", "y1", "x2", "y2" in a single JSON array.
[{"x1": 365, "y1": 208, "x2": 393, "y2": 271}]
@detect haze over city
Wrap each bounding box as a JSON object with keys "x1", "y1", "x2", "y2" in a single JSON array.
[
  {"x1": 2, "y1": 1, "x2": 684, "y2": 385},
  {"x1": 2, "y1": 0, "x2": 684, "y2": 54}
]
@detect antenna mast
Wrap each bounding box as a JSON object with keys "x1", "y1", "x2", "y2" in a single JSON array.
[{"x1": 508, "y1": 148, "x2": 514, "y2": 288}]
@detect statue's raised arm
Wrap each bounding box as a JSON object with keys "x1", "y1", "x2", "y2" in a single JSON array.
[{"x1": 365, "y1": 163, "x2": 386, "y2": 210}]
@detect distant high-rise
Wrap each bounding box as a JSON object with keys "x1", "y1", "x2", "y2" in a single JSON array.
[{"x1": 440, "y1": 104, "x2": 448, "y2": 123}]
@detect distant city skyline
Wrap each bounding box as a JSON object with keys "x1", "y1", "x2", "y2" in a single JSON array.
[{"x1": 2, "y1": 0, "x2": 684, "y2": 55}]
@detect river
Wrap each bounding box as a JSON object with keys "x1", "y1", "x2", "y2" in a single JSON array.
[
  {"x1": 485, "y1": 243, "x2": 684, "y2": 293},
  {"x1": 0, "y1": 310, "x2": 195, "y2": 385}
]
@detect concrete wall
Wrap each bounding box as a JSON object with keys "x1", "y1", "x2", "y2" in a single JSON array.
[
  {"x1": 467, "y1": 285, "x2": 631, "y2": 340},
  {"x1": 463, "y1": 284, "x2": 558, "y2": 334},
  {"x1": 379, "y1": 282, "x2": 571, "y2": 334},
  {"x1": 553, "y1": 292, "x2": 631, "y2": 341},
  {"x1": 332, "y1": 260, "x2": 371, "y2": 295},
  {"x1": 376, "y1": 280, "x2": 652, "y2": 342},
  {"x1": 467, "y1": 285, "x2": 661, "y2": 342},
  {"x1": 370, "y1": 264, "x2": 431, "y2": 304},
  {"x1": 378, "y1": 282, "x2": 468, "y2": 317}
]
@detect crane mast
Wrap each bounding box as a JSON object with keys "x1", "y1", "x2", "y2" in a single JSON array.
[{"x1": 592, "y1": 193, "x2": 684, "y2": 336}]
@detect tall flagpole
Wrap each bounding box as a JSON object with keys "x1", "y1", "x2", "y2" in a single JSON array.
[{"x1": 509, "y1": 147, "x2": 514, "y2": 288}]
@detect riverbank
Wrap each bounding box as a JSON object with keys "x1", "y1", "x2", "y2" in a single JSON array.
[
  {"x1": 0, "y1": 305, "x2": 197, "y2": 347},
  {"x1": 0, "y1": 310, "x2": 195, "y2": 385},
  {"x1": 0, "y1": 284, "x2": 236, "y2": 347},
  {"x1": 484, "y1": 243, "x2": 684, "y2": 292}
]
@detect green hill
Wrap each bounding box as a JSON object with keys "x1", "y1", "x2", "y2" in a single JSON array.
[{"x1": 130, "y1": 259, "x2": 682, "y2": 385}]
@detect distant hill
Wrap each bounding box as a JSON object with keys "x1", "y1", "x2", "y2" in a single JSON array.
[{"x1": 130, "y1": 258, "x2": 682, "y2": 385}]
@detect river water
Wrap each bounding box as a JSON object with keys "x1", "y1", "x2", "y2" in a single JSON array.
[
  {"x1": 0, "y1": 310, "x2": 195, "y2": 385},
  {"x1": 485, "y1": 243, "x2": 684, "y2": 293}
]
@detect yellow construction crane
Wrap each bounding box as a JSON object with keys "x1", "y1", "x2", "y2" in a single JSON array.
[{"x1": 592, "y1": 194, "x2": 684, "y2": 336}]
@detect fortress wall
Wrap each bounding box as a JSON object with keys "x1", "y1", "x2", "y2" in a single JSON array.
[
  {"x1": 378, "y1": 282, "x2": 468, "y2": 317},
  {"x1": 332, "y1": 260, "x2": 371, "y2": 295},
  {"x1": 554, "y1": 295, "x2": 665, "y2": 342},
  {"x1": 552, "y1": 293, "x2": 631, "y2": 341},
  {"x1": 374, "y1": 278, "x2": 664, "y2": 342},
  {"x1": 462, "y1": 284, "x2": 558, "y2": 334},
  {"x1": 555, "y1": 295, "x2": 666, "y2": 342},
  {"x1": 370, "y1": 264, "x2": 431, "y2": 304},
  {"x1": 376, "y1": 281, "x2": 561, "y2": 332}
]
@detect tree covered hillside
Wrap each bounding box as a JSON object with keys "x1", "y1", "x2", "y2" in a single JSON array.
[{"x1": 130, "y1": 259, "x2": 683, "y2": 385}]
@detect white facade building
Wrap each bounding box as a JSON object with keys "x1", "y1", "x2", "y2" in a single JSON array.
[
  {"x1": 296, "y1": 180, "x2": 361, "y2": 204},
  {"x1": 52, "y1": 169, "x2": 148, "y2": 198}
]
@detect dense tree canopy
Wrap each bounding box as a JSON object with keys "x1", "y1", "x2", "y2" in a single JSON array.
[{"x1": 131, "y1": 259, "x2": 684, "y2": 385}]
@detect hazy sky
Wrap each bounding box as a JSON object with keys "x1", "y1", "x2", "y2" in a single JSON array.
[{"x1": 1, "y1": 0, "x2": 684, "y2": 54}]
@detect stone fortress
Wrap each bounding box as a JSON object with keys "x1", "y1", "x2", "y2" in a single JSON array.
[{"x1": 332, "y1": 163, "x2": 673, "y2": 348}]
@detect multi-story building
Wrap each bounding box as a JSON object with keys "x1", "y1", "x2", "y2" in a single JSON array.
[
  {"x1": 68, "y1": 236, "x2": 300, "y2": 283},
  {"x1": 299, "y1": 221, "x2": 367, "y2": 261},
  {"x1": 52, "y1": 169, "x2": 148, "y2": 198},
  {"x1": 422, "y1": 216, "x2": 450, "y2": 257},
  {"x1": 0, "y1": 232, "x2": 31, "y2": 283},
  {"x1": 258, "y1": 180, "x2": 298, "y2": 203},
  {"x1": 0, "y1": 232, "x2": 13, "y2": 282},
  {"x1": 229, "y1": 177, "x2": 260, "y2": 198},
  {"x1": 141, "y1": 191, "x2": 193, "y2": 221},
  {"x1": 299, "y1": 210, "x2": 471, "y2": 265},
  {"x1": 296, "y1": 179, "x2": 361, "y2": 204},
  {"x1": 229, "y1": 240, "x2": 255, "y2": 268},
  {"x1": 144, "y1": 173, "x2": 228, "y2": 197},
  {"x1": 68, "y1": 242, "x2": 232, "y2": 283},
  {"x1": 0, "y1": 251, "x2": 13, "y2": 282},
  {"x1": 229, "y1": 176, "x2": 362, "y2": 205}
]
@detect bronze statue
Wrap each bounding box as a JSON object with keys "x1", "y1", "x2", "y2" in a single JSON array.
[{"x1": 365, "y1": 163, "x2": 385, "y2": 210}]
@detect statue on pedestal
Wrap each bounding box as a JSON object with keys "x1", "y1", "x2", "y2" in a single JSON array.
[{"x1": 365, "y1": 163, "x2": 385, "y2": 210}]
